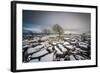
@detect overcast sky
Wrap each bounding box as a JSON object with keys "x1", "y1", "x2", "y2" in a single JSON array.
[{"x1": 23, "y1": 10, "x2": 91, "y2": 34}]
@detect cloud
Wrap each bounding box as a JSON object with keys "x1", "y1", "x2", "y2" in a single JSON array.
[{"x1": 23, "y1": 10, "x2": 91, "y2": 34}]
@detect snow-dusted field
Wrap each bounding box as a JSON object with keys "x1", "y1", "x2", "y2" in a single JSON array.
[{"x1": 22, "y1": 34, "x2": 91, "y2": 63}]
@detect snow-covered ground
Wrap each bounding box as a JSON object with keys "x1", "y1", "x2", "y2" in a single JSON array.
[
  {"x1": 27, "y1": 44, "x2": 44, "y2": 54},
  {"x1": 31, "y1": 49, "x2": 48, "y2": 58},
  {"x1": 57, "y1": 44, "x2": 68, "y2": 52},
  {"x1": 22, "y1": 35, "x2": 91, "y2": 63},
  {"x1": 41, "y1": 52, "x2": 54, "y2": 61}
]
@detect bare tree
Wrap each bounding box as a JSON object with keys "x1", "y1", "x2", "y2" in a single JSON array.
[
  {"x1": 81, "y1": 33, "x2": 87, "y2": 42},
  {"x1": 52, "y1": 24, "x2": 64, "y2": 40}
]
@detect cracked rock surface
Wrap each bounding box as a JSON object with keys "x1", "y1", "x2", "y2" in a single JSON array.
[{"x1": 22, "y1": 35, "x2": 91, "y2": 63}]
